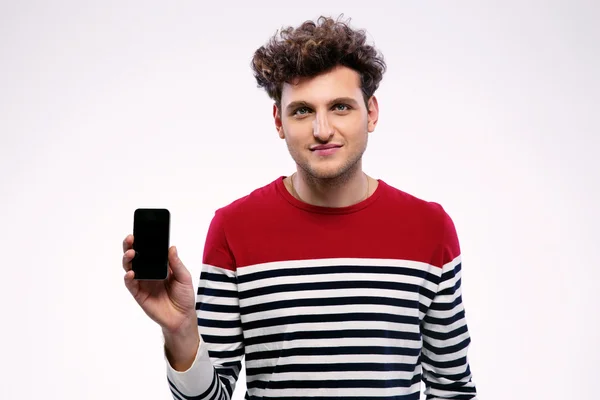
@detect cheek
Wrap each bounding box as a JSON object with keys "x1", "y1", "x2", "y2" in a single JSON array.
[
  {"x1": 283, "y1": 121, "x2": 311, "y2": 141},
  {"x1": 338, "y1": 118, "x2": 368, "y2": 139},
  {"x1": 336, "y1": 113, "x2": 366, "y2": 128}
]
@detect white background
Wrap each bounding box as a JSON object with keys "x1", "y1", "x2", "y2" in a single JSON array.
[{"x1": 1, "y1": 1, "x2": 599, "y2": 399}]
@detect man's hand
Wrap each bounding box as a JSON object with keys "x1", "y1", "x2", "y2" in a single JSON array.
[{"x1": 122, "y1": 234, "x2": 200, "y2": 370}]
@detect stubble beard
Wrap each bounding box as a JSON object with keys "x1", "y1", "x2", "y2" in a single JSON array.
[{"x1": 285, "y1": 132, "x2": 369, "y2": 190}]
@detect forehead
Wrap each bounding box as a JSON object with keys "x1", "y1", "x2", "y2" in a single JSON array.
[{"x1": 281, "y1": 66, "x2": 363, "y2": 105}]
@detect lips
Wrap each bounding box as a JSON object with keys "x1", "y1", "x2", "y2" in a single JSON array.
[
  {"x1": 310, "y1": 144, "x2": 342, "y2": 151},
  {"x1": 311, "y1": 144, "x2": 342, "y2": 156}
]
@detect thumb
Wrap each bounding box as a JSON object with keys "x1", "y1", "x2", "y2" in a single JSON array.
[{"x1": 169, "y1": 246, "x2": 190, "y2": 282}]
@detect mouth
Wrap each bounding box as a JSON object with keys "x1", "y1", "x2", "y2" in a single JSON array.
[{"x1": 310, "y1": 144, "x2": 342, "y2": 156}]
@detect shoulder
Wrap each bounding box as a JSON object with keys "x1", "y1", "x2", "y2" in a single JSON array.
[
  {"x1": 378, "y1": 179, "x2": 450, "y2": 224},
  {"x1": 379, "y1": 180, "x2": 460, "y2": 266},
  {"x1": 209, "y1": 176, "x2": 284, "y2": 225},
  {"x1": 378, "y1": 180, "x2": 457, "y2": 249},
  {"x1": 202, "y1": 177, "x2": 284, "y2": 266}
]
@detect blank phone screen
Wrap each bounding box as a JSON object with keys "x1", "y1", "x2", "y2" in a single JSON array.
[{"x1": 132, "y1": 208, "x2": 170, "y2": 280}]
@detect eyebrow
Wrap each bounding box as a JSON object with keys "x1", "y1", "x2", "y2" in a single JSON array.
[{"x1": 285, "y1": 97, "x2": 359, "y2": 113}]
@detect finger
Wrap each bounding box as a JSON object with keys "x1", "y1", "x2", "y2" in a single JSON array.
[
  {"x1": 122, "y1": 249, "x2": 135, "y2": 271},
  {"x1": 168, "y1": 246, "x2": 190, "y2": 283},
  {"x1": 124, "y1": 270, "x2": 140, "y2": 298},
  {"x1": 122, "y1": 234, "x2": 134, "y2": 253}
]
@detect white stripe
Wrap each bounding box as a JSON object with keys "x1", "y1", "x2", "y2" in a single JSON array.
[
  {"x1": 441, "y1": 254, "x2": 462, "y2": 271},
  {"x1": 202, "y1": 341, "x2": 243, "y2": 353},
  {"x1": 430, "y1": 293, "x2": 463, "y2": 308},
  {"x1": 251, "y1": 382, "x2": 422, "y2": 398},
  {"x1": 165, "y1": 342, "x2": 219, "y2": 398},
  {"x1": 436, "y1": 277, "x2": 462, "y2": 294},
  {"x1": 238, "y1": 270, "x2": 439, "y2": 292},
  {"x1": 198, "y1": 310, "x2": 241, "y2": 322},
  {"x1": 196, "y1": 296, "x2": 239, "y2": 307},
  {"x1": 425, "y1": 303, "x2": 465, "y2": 319},
  {"x1": 240, "y1": 288, "x2": 422, "y2": 308},
  {"x1": 198, "y1": 278, "x2": 237, "y2": 291},
  {"x1": 423, "y1": 329, "x2": 471, "y2": 349},
  {"x1": 422, "y1": 316, "x2": 468, "y2": 334},
  {"x1": 245, "y1": 336, "x2": 423, "y2": 354},
  {"x1": 246, "y1": 354, "x2": 422, "y2": 369},
  {"x1": 424, "y1": 364, "x2": 471, "y2": 376},
  {"x1": 202, "y1": 263, "x2": 237, "y2": 277},
  {"x1": 242, "y1": 320, "x2": 421, "y2": 338},
  {"x1": 421, "y1": 346, "x2": 470, "y2": 363},
  {"x1": 197, "y1": 326, "x2": 241, "y2": 337},
  {"x1": 238, "y1": 257, "x2": 440, "y2": 276},
  {"x1": 209, "y1": 355, "x2": 245, "y2": 366},
  {"x1": 248, "y1": 368, "x2": 421, "y2": 383}
]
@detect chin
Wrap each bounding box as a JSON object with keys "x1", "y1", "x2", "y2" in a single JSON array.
[{"x1": 304, "y1": 161, "x2": 359, "y2": 181}]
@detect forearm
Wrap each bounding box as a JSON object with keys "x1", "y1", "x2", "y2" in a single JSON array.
[
  {"x1": 423, "y1": 256, "x2": 477, "y2": 398},
  {"x1": 163, "y1": 319, "x2": 200, "y2": 372}
]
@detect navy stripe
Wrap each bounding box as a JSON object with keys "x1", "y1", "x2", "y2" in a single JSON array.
[
  {"x1": 202, "y1": 333, "x2": 245, "y2": 344},
  {"x1": 169, "y1": 386, "x2": 184, "y2": 400},
  {"x1": 251, "y1": 395, "x2": 420, "y2": 400},
  {"x1": 197, "y1": 303, "x2": 239, "y2": 313},
  {"x1": 205, "y1": 370, "x2": 221, "y2": 400},
  {"x1": 423, "y1": 309, "x2": 465, "y2": 326},
  {"x1": 238, "y1": 264, "x2": 438, "y2": 284},
  {"x1": 422, "y1": 324, "x2": 468, "y2": 341},
  {"x1": 219, "y1": 375, "x2": 233, "y2": 399},
  {"x1": 425, "y1": 396, "x2": 475, "y2": 400},
  {"x1": 444, "y1": 262, "x2": 462, "y2": 276},
  {"x1": 198, "y1": 317, "x2": 241, "y2": 329},
  {"x1": 197, "y1": 287, "x2": 238, "y2": 298},
  {"x1": 247, "y1": 372, "x2": 422, "y2": 390},
  {"x1": 240, "y1": 280, "x2": 434, "y2": 300},
  {"x1": 427, "y1": 365, "x2": 472, "y2": 382},
  {"x1": 216, "y1": 365, "x2": 240, "y2": 381},
  {"x1": 201, "y1": 271, "x2": 237, "y2": 284},
  {"x1": 221, "y1": 360, "x2": 243, "y2": 368},
  {"x1": 241, "y1": 296, "x2": 421, "y2": 316},
  {"x1": 208, "y1": 347, "x2": 245, "y2": 359},
  {"x1": 244, "y1": 328, "x2": 421, "y2": 347},
  {"x1": 437, "y1": 280, "x2": 461, "y2": 296},
  {"x1": 427, "y1": 380, "x2": 476, "y2": 393},
  {"x1": 423, "y1": 337, "x2": 470, "y2": 355},
  {"x1": 427, "y1": 294, "x2": 463, "y2": 311},
  {"x1": 247, "y1": 361, "x2": 419, "y2": 375},
  {"x1": 242, "y1": 312, "x2": 420, "y2": 332},
  {"x1": 245, "y1": 345, "x2": 421, "y2": 362},
  {"x1": 421, "y1": 354, "x2": 469, "y2": 369}
]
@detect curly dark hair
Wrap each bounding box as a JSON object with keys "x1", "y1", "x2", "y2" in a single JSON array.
[{"x1": 251, "y1": 15, "x2": 386, "y2": 112}]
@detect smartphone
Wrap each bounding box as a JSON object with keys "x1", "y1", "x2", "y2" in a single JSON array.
[{"x1": 132, "y1": 208, "x2": 170, "y2": 280}]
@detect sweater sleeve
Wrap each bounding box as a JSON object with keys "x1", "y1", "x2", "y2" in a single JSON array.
[
  {"x1": 421, "y1": 205, "x2": 478, "y2": 399},
  {"x1": 165, "y1": 209, "x2": 245, "y2": 400}
]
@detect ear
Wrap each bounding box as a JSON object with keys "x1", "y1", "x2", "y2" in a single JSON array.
[
  {"x1": 366, "y1": 95, "x2": 379, "y2": 133},
  {"x1": 273, "y1": 103, "x2": 285, "y2": 139}
]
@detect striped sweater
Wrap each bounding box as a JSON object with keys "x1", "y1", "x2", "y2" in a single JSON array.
[{"x1": 165, "y1": 176, "x2": 477, "y2": 400}]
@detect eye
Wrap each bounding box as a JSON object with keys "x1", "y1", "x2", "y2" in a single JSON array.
[
  {"x1": 333, "y1": 104, "x2": 351, "y2": 112},
  {"x1": 294, "y1": 106, "x2": 311, "y2": 116}
]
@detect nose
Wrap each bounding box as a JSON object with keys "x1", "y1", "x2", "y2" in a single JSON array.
[{"x1": 313, "y1": 112, "x2": 334, "y2": 141}]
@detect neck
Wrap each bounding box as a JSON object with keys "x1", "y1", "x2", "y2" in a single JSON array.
[{"x1": 288, "y1": 166, "x2": 373, "y2": 208}]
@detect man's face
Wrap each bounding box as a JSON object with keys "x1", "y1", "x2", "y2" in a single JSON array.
[{"x1": 274, "y1": 65, "x2": 379, "y2": 181}]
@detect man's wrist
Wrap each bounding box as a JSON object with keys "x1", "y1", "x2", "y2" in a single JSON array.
[{"x1": 163, "y1": 317, "x2": 200, "y2": 372}]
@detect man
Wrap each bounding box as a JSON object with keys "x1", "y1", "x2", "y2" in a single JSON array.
[{"x1": 122, "y1": 15, "x2": 478, "y2": 399}]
